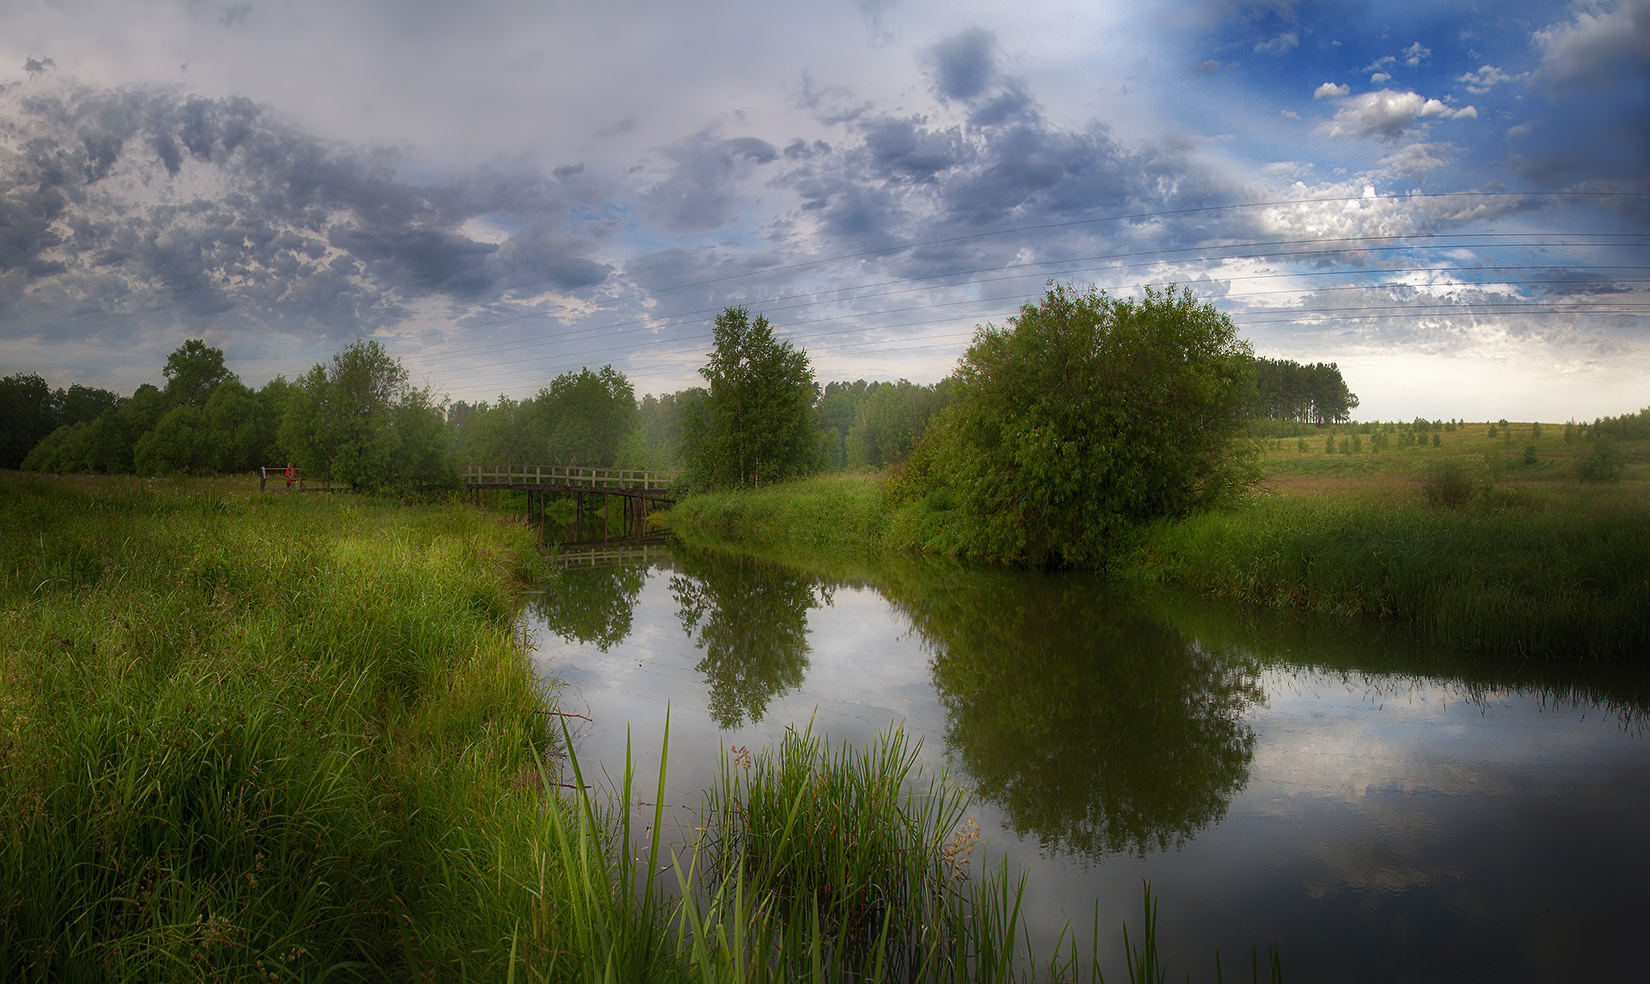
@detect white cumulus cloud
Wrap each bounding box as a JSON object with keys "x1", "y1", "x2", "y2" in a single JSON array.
[
  {"x1": 1325, "y1": 90, "x2": 1478, "y2": 142},
  {"x1": 1456, "y1": 65, "x2": 1519, "y2": 94},
  {"x1": 1315, "y1": 82, "x2": 1351, "y2": 99},
  {"x1": 1403, "y1": 42, "x2": 1432, "y2": 67}
]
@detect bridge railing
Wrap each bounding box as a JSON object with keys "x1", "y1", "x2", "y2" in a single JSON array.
[{"x1": 462, "y1": 464, "x2": 679, "y2": 490}]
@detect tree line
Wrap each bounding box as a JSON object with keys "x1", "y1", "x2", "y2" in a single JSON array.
[
  {"x1": 6, "y1": 287, "x2": 1362, "y2": 528},
  {"x1": 1251, "y1": 356, "x2": 1358, "y2": 424},
  {"x1": 7, "y1": 340, "x2": 452, "y2": 490}
]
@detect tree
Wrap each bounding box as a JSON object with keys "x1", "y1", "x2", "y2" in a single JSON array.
[
  {"x1": 900, "y1": 283, "x2": 1257, "y2": 567},
  {"x1": 279, "y1": 340, "x2": 452, "y2": 489},
  {"x1": 533, "y1": 366, "x2": 637, "y2": 467},
  {"x1": 1, "y1": 373, "x2": 122, "y2": 470},
  {"x1": 692, "y1": 307, "x2": 816, "y2": 487},
  {"x1": 134, "y1": 406, "x2": 214, "y2": 475},
  {"x1": 162, "y1": 339, "x2": 236, "y2": 409},
  {"x1": 1252, "y1": 356, "x2": 1358, "y2": 424},
  {"x1": 0, "y1": 372, "x2": 57, "y2": 470}
]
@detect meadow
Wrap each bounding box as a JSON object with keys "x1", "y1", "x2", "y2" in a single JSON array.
[
  {"x1": 662, "y1": 421, "x2": 1650, "y2": 659},
  {"x1": 0, "y1": 470, "x2": 1227, "y2": 982}
]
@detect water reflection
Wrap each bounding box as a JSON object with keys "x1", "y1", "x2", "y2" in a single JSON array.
[
  {"x1": 532, "y1": 539, "x2": 1650, "y2": 981},
  {"x1": 668, "y1": 551, "x2": 833, "y2": 729},
  {"x1": 881, "y1": 566, "x2": 1263, "y2": 859},
  {"x1": 530, "y1": 556, "x2": 647, "y2": 651}
]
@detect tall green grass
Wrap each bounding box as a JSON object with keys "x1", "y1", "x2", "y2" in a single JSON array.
[
  {"x1": 1126, "y1": 494, "x2": 1649, "y2": 659},
  {"x1": 0, "y1": 473, "x2": 554, "y2": 978}
]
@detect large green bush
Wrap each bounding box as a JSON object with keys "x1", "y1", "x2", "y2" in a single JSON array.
[{"x1": 893, "y1": 283, "x2": 1257, "y2": 567}]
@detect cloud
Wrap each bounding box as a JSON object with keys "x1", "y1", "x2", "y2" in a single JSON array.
[
  {"x1": 1456, "y1": 65, "x2": 1518, "y2": 94},
  {"x1": 595, "y1": 118, "x2": 636, "y2": 138},
  {"x1": 926, "y1": 28, "x2": 997, "y2": 102},
  {"x1": 1379, "y1": 142, "x2": 1453, "y2": 183},
  {"x1": 0, "y1": 80, "x2": 616, "y2": 348},
  {"x1": 639, "y1": 133, "x2": 781, "y2": 233},
  {"x1": 1362, "y1": 55, "x2": 1397, "y2": 73},
  {"x1": 1192, "y1": 60, "x2": 1223, "y2": 74},
  {"x1": 1370, "y1": 72, "x2": 1391, "y2": 84},
  {"x1": 1281, "y1": 109, "x2": 1301, "y2": 120},
  {"x1": 1532, "y1": 0, "x2": 1650, "y2": 89},
  {"x1": 1325, "y1": 90, "x2": 1478, "y2": 142},
  {"x1": 1255, "y1": 32, "x2": 1299, "y2": 55},
  {"x1": 1315, "y1": 82, "x2": 1350, "y2": 99},
  {"x1": 1402, "y1": 42, "x2": 1432, "y2": 67}
]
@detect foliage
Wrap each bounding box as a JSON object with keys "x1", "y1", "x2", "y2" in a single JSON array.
[
  {"x1": 132, "y1": 404, "x2": 215, "y2": 475},
  {"x1": 897, "y1": 283, "x2": 1258, "y2": 567},
  {"x1": 535, "y1": 365, "x2": 637, "y2": 466},
  {"x1": 13, "y1": 342, "x2": 286, "y2": 478},
  {"x1": 448, "y1": 365, "x2": 639, "y2": 469},
  {"x1": 1421, "y1": 458, "x2": 1494, "y2": 508},
  {"x1": 0, "y1": 371, "x2": 121, "y2": 470},
  {"x1": 692, "y1": 306, "x2": 817, "y2": 488},
  {"x1": 278, "y1": 339, "x2": 454, "y2": 490},
  {"x1": 161, "y1": 338, "x2": 236, "y2": 409},
  {"x1": 1577, "y1": 440, "x2": 1626, "y2": 482},
  {"x1": 1584, "y1": 407, "x2": 1650, "y2": 441},
  {"x1": 1251, "y1": 356, "x2": 1359, "y2": 424}
]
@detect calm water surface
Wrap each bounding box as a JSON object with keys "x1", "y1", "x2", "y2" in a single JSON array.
[{"x1": 524, "y1": 540, "x2": 1650, "y2": 982}]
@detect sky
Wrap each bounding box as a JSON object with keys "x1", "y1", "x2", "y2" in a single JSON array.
[{"x1": 1, "y1": 0, "x2": 1646, "y2": 422}]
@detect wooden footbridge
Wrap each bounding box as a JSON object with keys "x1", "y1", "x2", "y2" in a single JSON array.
[{"x1": 462, "y1": 465, "x2": 678, "y2": 540}]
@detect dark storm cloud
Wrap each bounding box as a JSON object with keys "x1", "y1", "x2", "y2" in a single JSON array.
[
  {"x1": 330, "y1": 226, "x2": 500, "y2": 297},
  {"x1": 640, "y1": 133, "x2": 781, "y2": 233},
  {"x1": 0, "y1": 81, "x2": 616, "y2": 343},
  {"x1": 926, "y1": 28, "x2": 997, "y2": 102},
  {"x1": 859, "y1": 116, "x2": 963, "y2": 182}
]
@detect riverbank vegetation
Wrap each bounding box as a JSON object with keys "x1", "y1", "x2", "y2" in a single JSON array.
[
  {"x1": 2, "y1": 471, "x2": 1263, "y2": 981},
  {"x1": 661, "y1": 415, "x2": 1650, "y2": 659}
]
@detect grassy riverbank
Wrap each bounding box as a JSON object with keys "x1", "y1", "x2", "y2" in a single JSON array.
[
  {"x1": 660, "y1": 426, "x2": 1650, "y2": 659},
  {"x1": 0, "y1": 471, "x2": 557, "y2": 977},
  {"x1": 4, "y1": 471, "x2": 1221, "y2": 982}
]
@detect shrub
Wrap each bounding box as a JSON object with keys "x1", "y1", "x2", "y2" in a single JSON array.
[
  {"x1": 904, "y1": 283, "x2": 1256, "y2": 567},
  {"x1": 1577, "y1": 441, "x2": 1626, "y2": 482},
  {"x1": 1422, "y1": 458, "x2": 1491, "y2": 508}
]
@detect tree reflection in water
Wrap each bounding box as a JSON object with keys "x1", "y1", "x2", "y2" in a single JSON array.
[
  {"x1": 530, "y1": 562, "x2": 647, "y2": 651},
  {"x1": 885, "y1": 565, "x2": 1264, "y2": 860},
  {"x1": 670, "y1": 552, "x2": 832, "y2": 729}
]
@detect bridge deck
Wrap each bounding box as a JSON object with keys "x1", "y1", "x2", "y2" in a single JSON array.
[{"x1": 462, "y1": 464, "x2": 678, "y2": 496}]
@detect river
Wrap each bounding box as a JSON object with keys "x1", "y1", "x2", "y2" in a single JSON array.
[{"x1": 523, "y1": 538, "x2": 1650, "y2": 982}]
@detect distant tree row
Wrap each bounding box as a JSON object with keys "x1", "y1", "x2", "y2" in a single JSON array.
[
  {"x1": 0, "y1": 373, "x2": 123, "y2": 470},
  {"x1": 10, "y1": 339, "x2": 452, "y2": 490},
  {"x1": 1568, "y1": 408, "x2": 1650, "y2": 443},
  {"x1": 449, "y1": 366, "x2": 639, "y2": 469},
  {"x1": 1252, "y1": 357, "x2": 1359, "y2": 425}
]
